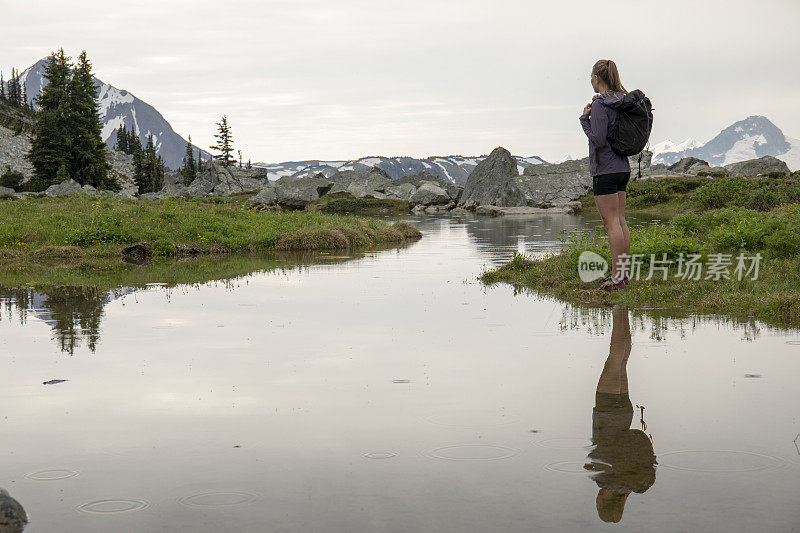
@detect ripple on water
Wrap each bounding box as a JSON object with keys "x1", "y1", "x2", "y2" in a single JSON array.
[
  {"x1": 178, "y1": 491, "x2": 258, "y2": 509},
  {"x1": 533, "y1": 438, "x2": 593, "y2": 450},
  {"x1": 544, "y1": 461, "x2": 593, "y2": 474},
  {"x1": 26, "y1": 469, "x2": 79, "y2": 481},
  {"x1": 659, "y1": 450, "x2": 785, "y2": 473},
  {"x1": 425, "y1": 444, "x2": 519, "y2": 461},
  {"x1": 785, "y1": 341, "x2": 800, "y2": 345},
  {"x1": 363, "y1": 452, "x2": 397, "y2": 459},
  {"x1": 77, "y1": 499, "x2": 149, "y2": 514},
  {"x1": 392, "y1": 379, "x2": 411, "y2": 383}
]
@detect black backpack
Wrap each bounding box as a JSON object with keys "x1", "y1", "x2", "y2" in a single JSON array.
[{"x1": 608, "y1": 89, "x2": 653, "y2": 156}]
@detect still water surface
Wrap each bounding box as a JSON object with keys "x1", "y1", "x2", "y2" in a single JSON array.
[{"x1": 1, "y1": 213, "x2": 798, "y2": 532}]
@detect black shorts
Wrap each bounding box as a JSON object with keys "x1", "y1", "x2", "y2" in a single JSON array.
[{"x1": 593, "y1": 171, "x2": 631, "y2": 196}]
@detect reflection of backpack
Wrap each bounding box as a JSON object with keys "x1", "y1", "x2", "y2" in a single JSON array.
[{"x1": 608, "y1": 89, "x2": 653, "y2": 156}]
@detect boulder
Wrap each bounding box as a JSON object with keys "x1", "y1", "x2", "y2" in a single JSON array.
[
  {"x1": 519, "y1": 157, "x2": 592, "y2": 207},
  {"x1": 723, "y1": 156, "x2": 791, "y2": 177},
  {"x1": 329, "y1": 168, "x2": 392, "y2": 198},
  {"x1": 668, "y1": 157, "x2": 709, "y2": 173},
  {"x1": 82, "y1": 184, "x2": 97, "y2": 195},
  {"x1": 117, "y1": 184, "x2": 139, "y2": 199},
  {"x1": 393, "y1": 171, "x2": 460, "y2": 199},
  {"x1": 385, "y1": 182, "x2": 417, "y2": 200},
  {"x1": 274, "y1": 174, "x2": 334, "y2": 208},
  {"x1": 183, "y1": 162, "x2": 271, "y2": 197},
  {"x1": 121, "y1": 242, "x2": 152, "y2": 257},
  {"x1": 247, "y1": 184, "x2": 278, "y2": 207},
  {"x1": 458, "y1": 147, "x2": 525, "y2": 208},
  {"x1": 44, "y1": 179, "x2": 83, "y2": 197},
  {"x1": 0, "y1": 186, "x2": 15, "y2": 196},
  {"x1": 410, "y1": 181, "x2": 451, "y2": 205}
]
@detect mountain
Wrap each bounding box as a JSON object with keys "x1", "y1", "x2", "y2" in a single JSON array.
[
  {"x1": 14, "y1": 57, "x2": 210, "y2": 169},
  {"x1": 652, "y1": 116, "x2": 799, "y2": 170},
  {"x1": 253, "y1": 154, "x2": 548, "y2": 184}
]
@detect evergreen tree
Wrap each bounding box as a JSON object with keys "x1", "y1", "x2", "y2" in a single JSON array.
[
  {"x1": 26, "y1": 49, "x2": 72, "y2": 191},
  {"x1": 246, "y1": 159, "x2": 251, "y2": 170},
  {"x1": 0, "y1": 71, "x2": 5, "y2": 101},
  {"x1": 67, "y1": 51, "x2": 115, "y2": 189},
  {"x1": 238, "y1": 149, "x2": 243, "y2": 169},
  {"x1": 128, "y1": 124, "x2": 138, "y2": 155},
  {"x1": 197, "y1": 152, "x2": 204, "y2": 173},
  {"x1": 116, "y1": 123, "x2": 128, "y2": 153},
  {"x1": 210, "y1": 115, "x2": 234, "y2": 167},
  {"x1": 132, "y1": 137, "x2": 146, "y2": 193},
  {"x1": 181, "y1": 135, "x2": 197, "y2": 185}
]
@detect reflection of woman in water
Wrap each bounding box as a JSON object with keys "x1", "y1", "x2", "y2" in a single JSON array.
[{"x1": 585, "y1": 306, "x2": 657, "y2": 523}]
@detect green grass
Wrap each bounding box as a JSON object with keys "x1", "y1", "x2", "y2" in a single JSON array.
[
  {"x1": 0, "y1": 195, "x2": 422, "y2": 260},
  {"x1": 579, "y1": 173, "x2": 800, "y2": 216},
  {"x1": 481, "y1": 204, "x2": 800, "y2": 328}
]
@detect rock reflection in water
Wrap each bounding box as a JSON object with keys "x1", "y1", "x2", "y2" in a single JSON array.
[
  {"x1": 584, "y1": 306, "x2": 657, "y2": 523},
  {"x1": 0, "y1": 489, "x2": 27, "y2": 533}
]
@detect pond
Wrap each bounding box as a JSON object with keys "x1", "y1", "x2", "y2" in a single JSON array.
[{"x1": 0, "y1": 212, "x2": 798, "y2": 532}]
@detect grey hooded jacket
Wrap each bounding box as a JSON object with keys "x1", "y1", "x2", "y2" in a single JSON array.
[{"x1": 579, "y1": 92, "x2": 631, "y2": 177}]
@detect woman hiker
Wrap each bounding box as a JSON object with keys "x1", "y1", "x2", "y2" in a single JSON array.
[{"x1": 580, "y1": 59, "x2": 631, "y2": 290}]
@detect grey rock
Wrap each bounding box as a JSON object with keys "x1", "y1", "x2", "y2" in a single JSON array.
[
  {"x1": 458, "y1": 147, "x2": 525, "y2": 208},
  {"x1": 44, "y1": 179, "x2": 83, "y2": 197},
  {"x1": 723, "y1": 155, "x2": 791, "y2": 177},
  {"x1": 82, "y1": 184, "x2": 97, "y2": 195},
  {"x1": 329, "y1": 168, "x2": 392, "y2": 198},
  {"x1": 0, "y1": 186, "x2": 15, "y2": 196},
  {"x1": 668, "y1": 157, "x2": 709, "y2": 173},
  {"x1": 392, "y1": 170, "x2": 461, "y2": 199},
  {"x1": 385, "y1": 182, "x2": 417, "y2": 200},
  {"x1": 274, "y1": 174, "x2": 334, "y2": 208},
  {"x1": 475, "y1": 203, "x2": 581, "y2": 216},
  {"x1": 519, "y1": 157, "x2": 591, "y2": 207},
  {"x1": 410, "y1": 181, "x2": 451, "y2": 205},
  {"x1": 122, "y1": 242, "x2": 152, "y2": 257},
  {"x1": 247, "y1": 184, "x2": 278, "y2": 207},
  {"x1": 182, "y1": 162, "x2": 272, "y2": 197}
]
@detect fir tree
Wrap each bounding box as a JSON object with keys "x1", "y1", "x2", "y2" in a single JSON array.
[
  {"x1": 210, "y1": 115, "x2": 234, "y2": 167},
  {"x1": 128, "y1": 124, "x2": 138, "y2": 155},
  {"x1": 238, "y1": 149, "x2": 243, "y2": 169},
  {"x1": 0, "y1": 71, "x2": 5, "y2": 101},
  {"x1": 181, "y1": 135, "x2": 197, "y2": 185},
  {"x1": 246, "y1": 159, "x2": 251, "y2": 170},
  {"x1": 116, "y1": 123, "x2": 128, "y2": 153},
  {"x1": 132, "y1": 138, "x2": 146, "y2": 193},
  {"x1": 67, "y1": 51, "x2": 115, "y2": 189},
  {"x1": 26, "y1": 49, "x2": 72, "y2": 191}
]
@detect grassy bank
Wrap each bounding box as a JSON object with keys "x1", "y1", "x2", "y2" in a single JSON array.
[
  {"x1": 481, "y1": 192, "x2": 800, "y2": 328},
  {"x1": 0, "y1": 195, "x2": 421, "y2": 261},
  {"x1": 579, "y1": 173, "x2": 800, "y2": 217}
]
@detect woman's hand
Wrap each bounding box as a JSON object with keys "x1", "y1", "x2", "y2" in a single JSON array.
[{"x1": 582, "y1": 102, "x2": 592, "y2": 116}]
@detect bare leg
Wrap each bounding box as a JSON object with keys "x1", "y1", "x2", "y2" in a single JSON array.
[
  {"x1": 617, "y1": 191, "x2": 630, "y2": 257},
  {"x1": 594, "y1": 194, "x2": 625, "y2": 280}
]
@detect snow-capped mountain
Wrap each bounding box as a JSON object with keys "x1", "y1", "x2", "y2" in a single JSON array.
[
  {"x1": 254, "y1": 154, "x2": 548, "y2": 184},
  {"x1": 15, "y1": 57, "x2": 209, "y2": 169},
  {"x1": 652, "y1": 116, "x2": 798, "y2": 170}
]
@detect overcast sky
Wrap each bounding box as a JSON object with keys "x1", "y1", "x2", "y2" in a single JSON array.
[{"x1": 2, "y1": 0, "x2": 799, "y2": 163}]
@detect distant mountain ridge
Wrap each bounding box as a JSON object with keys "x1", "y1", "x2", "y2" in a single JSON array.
[
  {"x1": 652, "y1": 115, "x2": 800, "y2": 170},
  {"x1": 13, "y1": 57, "x2": 209, "y2": 169},
  {"x1": 253, "y1": 154, "x2": 548, "y2": 184}
]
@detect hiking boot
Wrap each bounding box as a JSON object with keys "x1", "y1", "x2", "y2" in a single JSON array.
[
  {"x1": 593, "y1": 274, "x2": 612, "y2": 286},
  {"x1": 598, "y1": 277, "x2": 626, "y2": 291}
]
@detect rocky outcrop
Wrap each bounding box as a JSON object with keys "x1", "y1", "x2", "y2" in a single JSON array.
[
  {"x1": 723, "y1": 155, "x2": 791, "y2": 177},
  {"x1": 274, "y1": 174, "x2": 334, "y2": 208},
  {"x1": 246, "y1": 184, "x2": 278, "y2": 208},
  {"x1": 519, "y1": 157, "x2": 592, "y2": 207},
  {"x1": 385, "y1": 182, "x2": 417, "y2": 200},
  {"x1": 44, "y1": 179, "x2": 83, "y2": 197},
  {"x1": 410, "y1": 181, "x2": 451, "y2": 206},
  {"x1": 392, "y1": 170, "x2": 461, "y2": 200},
  {"x1": 0, "y1": 185, "x2": 15, "y2": 196},
  {"x1": 182, "y1": 163, "x2": 271, "y2": 197},
  {"x1": 329, "y1": 168, "x2": 392, "y2": 199},
  {"x1": 458, "y1": 147, "x2": 525, "y2": 208},
  {"x1": 668, "y1": 157, "x2": 709, "y2": 173}
]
